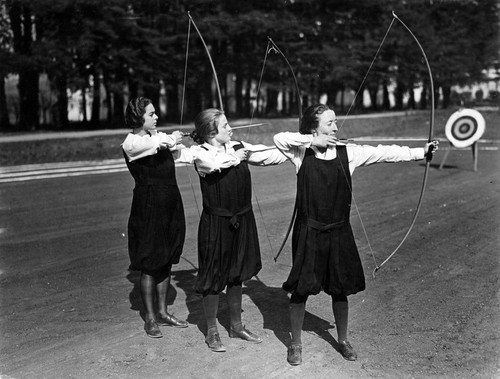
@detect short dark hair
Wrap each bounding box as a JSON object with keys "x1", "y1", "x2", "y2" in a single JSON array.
[
  {"x1": 191, "y1": 108, "x2": 225, "y2": 144},
  {"x1": 125, "y1": 97, "x2": 152, "y2": 129},
  {"x1": 299, "y1": 104, "x2": 331, "y2": 134}
]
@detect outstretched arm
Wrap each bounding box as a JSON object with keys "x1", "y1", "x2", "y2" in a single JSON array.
[
  {"x1": 348, "y1": 140, "x2": 439, "y2": 173},
  {"x1": 243, "y1": 142, "x2": 289, "y2": 166}
]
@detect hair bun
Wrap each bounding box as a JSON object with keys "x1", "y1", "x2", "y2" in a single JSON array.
[{"x1": 190, "y1": 130, "x2": 204, "y2": 144}]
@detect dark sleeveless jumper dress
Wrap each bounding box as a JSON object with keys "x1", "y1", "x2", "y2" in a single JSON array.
[
  {"x1": 124, "y1": 147, "x2": 186, "y2": 274},
  {"x1": 195, "y1": 143, "x2": 261, "y2": 296},
  {"x1": 282, "y1": 146, "x2": 366, "y2": 297}
]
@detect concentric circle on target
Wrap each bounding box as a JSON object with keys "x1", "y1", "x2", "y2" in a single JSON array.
[{"x1": 445, "y1": 108, "x2": 485, "y2": 148}]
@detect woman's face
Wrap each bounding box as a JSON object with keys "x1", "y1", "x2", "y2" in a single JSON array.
[
  {"x1": 142, "y1": 103, "x2": 158, "y2": 132},
  {"x1": 213, "y1": 115, "x2": 233, "y2": 145},
  {"x1": 315, "y1": 109, "x2": 338, "y2": 136}
]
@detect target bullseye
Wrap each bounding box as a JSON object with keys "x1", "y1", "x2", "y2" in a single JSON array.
[{"x1": 445, "y1": 109, "x2": 485, "y2": 148}]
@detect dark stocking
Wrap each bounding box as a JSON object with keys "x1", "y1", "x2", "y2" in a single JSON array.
[
  {"x1": 203, "y1": 294, "x2": 219, "y2": 336},
  {"x1": 157, "y1": 274, "x2": 171, "y2": 317},
  {"x1": 290, "y1": 293, "x2": 308, "y2": 346},
  {"x1": 140, "y1": 272, "x2": 155, "y2": 322},
  {"x1": 226, "y1": 283, "x2": 243, "y2": 332},
  {"x1": 332, "y1": 294, "x2": 348, "y2": 342}
]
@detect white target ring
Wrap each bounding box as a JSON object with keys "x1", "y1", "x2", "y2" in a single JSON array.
[{"x1": 445, "y1": 108, "x2": 485, "y2": 148}]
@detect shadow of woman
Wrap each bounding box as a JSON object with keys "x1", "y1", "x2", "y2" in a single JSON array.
[
  {"x1": 303, "y1": 304, "x2": 340, "y2": 353},
  {"x1": 171, "y1": 268, "x2": 234, "y2": 337},
  {"x1": 170, "y1": 268, "x2": 206, "y2": 334},
  {"x1": 244, "y1": 277, "x2": 338, "y2": 350},
  {"x1": 126, "y1": 269, "x2": 143, "y2": 320}
]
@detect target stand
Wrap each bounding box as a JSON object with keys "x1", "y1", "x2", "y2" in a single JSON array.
[{"x1": 439, "y1": 108, "x2": 485, "y2": 171}]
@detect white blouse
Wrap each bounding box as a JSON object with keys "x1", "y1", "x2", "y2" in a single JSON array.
[
  {"x1": 122, "y1": 130, "x2": 181, "y2": 162},
  {"x1": 177, "y1": 140, "x2": 288, "y2": 177},
  {"x1": 273, "y1": 132, "x2": 425, "y2": 174}
]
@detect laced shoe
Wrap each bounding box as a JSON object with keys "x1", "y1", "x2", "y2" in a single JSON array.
[
  {"x1": 205, "y1": 332, "x2": 226, "y2": 352},
  {"x1": 144, "y1": 319, "x2": 162, "y2": 338},
  {"x1": 287, "y1": 344, "x2": 302, "y2": 365},
  {"x1": 157, "y1": 313, "x2": 188, "y2": 328},
  {"x1": 339, "y1": 340, "x2": 357, "y2": 361},
  {"x1": 229, "y1": 326, "x2": 263, "y2": 344}
]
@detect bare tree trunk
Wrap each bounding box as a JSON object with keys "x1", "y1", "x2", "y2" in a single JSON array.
[
  {"x1": 408, "y1": 85, "x2": 416, "y2": 110},
  {"x1": 420, "y1": 83, "x2": 428, "y2": 110},
  {"x1": 265, "y1": 88, "x2": 278, "y2": 116},
  {"x1": 103, "y1": 74, "x2": 113, "y2": 125},
  {"x1": 235, "y1": 74, "x2": 243, "y2": 117},
  {"x1": 244, "y1": 78, "x2": 251, "y2": 117},
  {"x1": 10, "y1": 2, "x2": 39, "y2": 130},
  {"x1": 0, "y1": 76, "x2": 10, "y2": 129},
  {"x1": 289, "y1": 89, "x2": 298, "y2": 116},
  {"x1": 81, "y1": 86, "x2": 88, "y2": 124},
  {"x1": 113, "y1": 91, "x2": 125, "y2": 128},
  {"x1": 395, "y1": 79, "x2": 405, "y2": 110},
  {"x1": 340, "y1": 88, "x2": 345, "y2": 114},
  {"x1": 368, "y1": 86, "x2": 378, "y2": 111},
  {"x1": 442, "y1": 85, "x2": 451, "y2": 109},
  {"x1": 91, "y1": 70, "x2": 101, "y2": 128},
  {"x1": 382, "y1": 82, "x2": 390, "y2": 110},
  {"x1": 56, "y1": 75, "x2": 69, "y2": 129},
  {"x1": 434, "y1": 84, "x2": 441, "y2": 109},
  {"x1": 166, "y1": 79, "x2": 180, "y2": 122}
]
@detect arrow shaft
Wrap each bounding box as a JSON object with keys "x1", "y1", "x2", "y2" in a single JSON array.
[{"x1": 231, "y1": 123, "x2": 268, "y2": 130}]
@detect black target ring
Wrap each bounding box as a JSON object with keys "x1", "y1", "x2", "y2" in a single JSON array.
[{"x1": 452, "y1": 116, "x2": 477, "y2": 141}]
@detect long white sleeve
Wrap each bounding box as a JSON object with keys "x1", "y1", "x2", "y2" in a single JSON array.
[
  {"x1": 186, "y1": 143, "x2": 241, "y2": 177},
  {"x1": 348, "y1": 144, "x2": 425, "y2": 168},
  {"x1": 243, "y1": 142, "x2": 289, "y2": 166},
  {"x1": 274, "y1": 131, "x2": 425, "y2": 174}
]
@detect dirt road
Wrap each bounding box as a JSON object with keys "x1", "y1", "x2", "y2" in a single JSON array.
[{"x1": 0, "y1": 143, "x2": 499, "y2": 378}]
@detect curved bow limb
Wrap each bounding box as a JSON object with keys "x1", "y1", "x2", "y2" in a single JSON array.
[
  {"x1": 187, "y1": 12, "x2": 224, "y2": 111},
  {"x1": 265, "y1": 37, "x2": 303, "y2": 263},
  {"x1": 266, "y1": 37, "x2": 303, "y2": 120},
  {"x1": 372, "y1": 11, "x2": 435, "y2": 276}
]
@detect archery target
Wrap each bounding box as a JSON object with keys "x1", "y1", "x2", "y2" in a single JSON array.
[{"x1": 445, "y1": 108, "x2": 485, "y2": 148}]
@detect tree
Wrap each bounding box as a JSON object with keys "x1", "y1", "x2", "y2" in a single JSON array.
[
  {"x1": 428, "y1": 0, "x2": 499, "y2": 108},
  {"x1": 2, "y1": 0, "x2": 498, "y2": 130},
  {"x1": 7, "y1": 0, "x2": 40, "y2": 130},
  {"x1": 0, "y1": 7, "x2": 12, "y2": 129}
]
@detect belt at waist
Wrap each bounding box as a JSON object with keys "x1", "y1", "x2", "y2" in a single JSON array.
[
  {"x1": 298, "y1": 215, "x2": 347, "y2": 232},
  {"x1": 134, "y1": 178, "x2": 177, "y2": 186},
  {"x1": 203, "y1": 204, "x2": 253, "y2": 229}
]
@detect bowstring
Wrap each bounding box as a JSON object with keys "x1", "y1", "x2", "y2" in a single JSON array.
[
  {"x1": 265, "y1": 37, "x2": 303, "y2": 263},
  {"x1": 181, "y1": 17, "x2": 201, "y2": 218},
  {"x1": 248, "y1": 40, "x2": 277, "y2": 259},
  {"x1": 336, "y1": 16, "x2": 397, "y2": 273},
  {"x1": 337, "y1": 17, "x2": 396, "y2": 133},
  {"x1": 249, "y1": 40, "x2": 272, "y2": 126}
]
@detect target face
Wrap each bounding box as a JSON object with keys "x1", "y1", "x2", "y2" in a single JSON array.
[{"x1": 445, "y1": 108, "x2": 485, "y2": 148}]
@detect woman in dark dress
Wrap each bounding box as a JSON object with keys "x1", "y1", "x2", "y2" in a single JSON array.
[
  {"x1": 187, "y1": 108, "x2": 287, "y2": 352},
  {"x1": 274, "y1": 104, "x2": 438, "y2": 365},
  {"x1": 122, "y1": 97, "x2": 189, "y2": 338}
]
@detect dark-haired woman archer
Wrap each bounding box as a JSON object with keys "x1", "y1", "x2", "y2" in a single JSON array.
[
  {"x1": 122, "y1": 97, "x2": 190, "y2": 338},
  {"x1": 274, "y1": 103, "x2": 438, "y2": 365}
]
